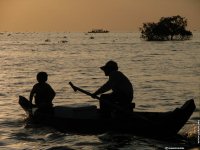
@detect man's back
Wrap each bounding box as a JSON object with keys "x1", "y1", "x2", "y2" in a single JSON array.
[{"x1": 109, "y1": 70, "x2": 133, "y2": 102}]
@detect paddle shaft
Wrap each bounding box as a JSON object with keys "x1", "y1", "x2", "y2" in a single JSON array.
[{"x1": 69, "y1": 82, "x2": 101, "y2": 99}]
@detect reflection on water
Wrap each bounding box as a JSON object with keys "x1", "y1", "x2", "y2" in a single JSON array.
[{"x1": 0, "y1": 32, "x2": 199, "y2": 149}]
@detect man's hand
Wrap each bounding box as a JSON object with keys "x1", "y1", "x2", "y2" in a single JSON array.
[{"x1": 91, "y1": 93, "x2": 98, "y2": 99}]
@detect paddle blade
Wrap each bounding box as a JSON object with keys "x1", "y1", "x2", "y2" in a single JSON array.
[{"x1": 69, "y1": 82, "x2": 78, "y2": 92}]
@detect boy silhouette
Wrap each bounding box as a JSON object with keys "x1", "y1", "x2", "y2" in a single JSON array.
[{"x1": 30, "y1": 72, "x2": 56, "y2": 112}]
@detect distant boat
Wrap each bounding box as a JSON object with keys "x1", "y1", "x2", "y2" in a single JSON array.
[
  {"x1": 88, "y1": 29, "x2": 109, "y2": 33},
  {"x1": 45, "y1": 39, "x2": 51, "y2": 42},
  {"x1": 58, "y1": 40, "x2": 68, "y2": 43}
]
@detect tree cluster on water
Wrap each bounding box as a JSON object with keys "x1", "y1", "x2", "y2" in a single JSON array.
[{"x1": 140, "y1": 15, "x2": 192, "y2": 41}]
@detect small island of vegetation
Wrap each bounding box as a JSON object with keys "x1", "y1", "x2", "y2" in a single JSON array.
[{"x1": 139, "y1": 15, "x2": 192, "y2": 41}]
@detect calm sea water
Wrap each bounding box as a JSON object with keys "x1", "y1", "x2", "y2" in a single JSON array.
[{"x1": 0, "y1": 32, "x2": 199, "y2": 150}]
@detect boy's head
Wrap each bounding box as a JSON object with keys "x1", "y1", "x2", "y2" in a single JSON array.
[{"x1": 37, "y1": 72, "x2": 48, "y2": 83}]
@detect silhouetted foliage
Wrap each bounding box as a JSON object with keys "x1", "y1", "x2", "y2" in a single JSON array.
[{"x1": 140, "y1": 15, "x2": 193, "y2": 41}]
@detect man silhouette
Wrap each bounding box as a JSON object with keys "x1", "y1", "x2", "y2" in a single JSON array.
[{"x1": 92, "y1": 60, "x2": 134, "y2": 116}]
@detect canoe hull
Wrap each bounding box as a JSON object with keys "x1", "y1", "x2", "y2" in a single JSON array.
[{"x1": 19, "y1": 96, "x2": 195, "y2": 136}]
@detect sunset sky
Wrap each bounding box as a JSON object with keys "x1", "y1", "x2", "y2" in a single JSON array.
[{"x1": 0, "y1": 0, "x2": 200, "y2": 32}]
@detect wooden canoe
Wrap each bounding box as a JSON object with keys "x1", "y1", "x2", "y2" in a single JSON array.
[{"x1": 19, "y1": 96, "x2": 195, "y2": 137}]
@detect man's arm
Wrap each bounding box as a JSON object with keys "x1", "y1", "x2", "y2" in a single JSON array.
[{"x1": 93, "y1": 81, "x2": 112, "y2": 96}]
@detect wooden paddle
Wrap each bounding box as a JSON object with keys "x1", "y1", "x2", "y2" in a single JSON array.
[{"x1": 69, "y1": 82, "x2": 100, "y2": 100}]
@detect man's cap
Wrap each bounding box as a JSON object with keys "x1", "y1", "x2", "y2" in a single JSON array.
[{"x1": 100, "y1": 60, "x2": 118, "y2": 71}]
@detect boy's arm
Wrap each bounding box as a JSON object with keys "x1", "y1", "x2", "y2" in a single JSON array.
[
  {"x1": 49, "y1": 84, "x2": 56, "y2": 100},
  {"x1": 29, "y1": 85, "x2": 36, "y2": 103}
]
